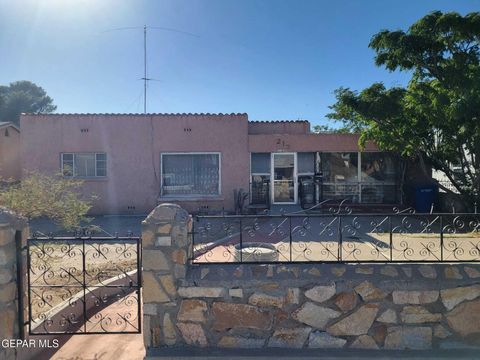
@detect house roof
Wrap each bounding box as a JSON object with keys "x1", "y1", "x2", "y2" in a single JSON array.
[
  {"x1": 20, "y1": 113, "x2": 312, "y2": 125},
  {"x1": 21, "y1": 113, "x2": 248, "y2": 117},
  {"x1": 0, "y1": 122, "x2": 19, "y2": 132},
  {"x1": 249, "y1": 120, "x2": 309, "y2": 123}
]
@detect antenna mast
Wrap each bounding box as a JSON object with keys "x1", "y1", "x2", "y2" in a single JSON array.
[
  {"x1": 104, "y1": 24, "x2": 198, "y2": 114},
  {"x1": 143, "y1": 25, "x2": 148, "y2": 114}
]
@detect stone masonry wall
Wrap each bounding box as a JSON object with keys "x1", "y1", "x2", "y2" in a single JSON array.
[
  {"x1": 143, "y1": 204, "x2": 480, "y2": 352},
  {"x1": 0, "y1": 208, "x2": 28, "y2": 360},
  {"x1": 142, "y1": 204, "x2": 191, "y2": 349}
]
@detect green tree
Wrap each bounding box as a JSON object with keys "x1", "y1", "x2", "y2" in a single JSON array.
[
  {"x1": 312, "y1": 124, "x2": 355, "y2": 134},
  {"x1": 0, "y1": 172, "x2": 95, "y2": 230},
  {"x1": 0, "y1": 81, "x2": 56, "y2": 126},
  {"x1": 328, "y1": 11, "x2": 480, "y2": 207}
]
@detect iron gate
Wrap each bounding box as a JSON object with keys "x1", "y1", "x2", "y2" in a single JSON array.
[{"x1": 26, "y1": 234, "x2": 142, "y2": 335}]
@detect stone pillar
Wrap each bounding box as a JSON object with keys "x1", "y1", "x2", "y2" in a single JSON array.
[
  {"x1": 141, "y1": 203, "x2": 191, "y2": 350},
  {"x1": 0, "y1": 208, "x2": 28, "y2": 360}
]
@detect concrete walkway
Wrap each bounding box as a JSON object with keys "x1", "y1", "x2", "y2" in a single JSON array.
[
  {"x1": 18, "y1": 342, "x2": 480, "y2": 360},
  {"x1": 51, "y1": 333, "x2": 145, "y2": 360},
  {"x1": 14, "y1": 333, "x2": 144, "y2": 360},
  {"x1": 17, "y1": 285, "x2": 145, "y2": 360}
]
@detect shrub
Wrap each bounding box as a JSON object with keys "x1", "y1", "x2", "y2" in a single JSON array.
[{"x1": 0, "y1": 171, "x2": 96, "y2": 230}]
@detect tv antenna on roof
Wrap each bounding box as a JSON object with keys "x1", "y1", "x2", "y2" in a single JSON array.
[{"x1": 103, "y1": 25, "x2": 199, "y2": 114}]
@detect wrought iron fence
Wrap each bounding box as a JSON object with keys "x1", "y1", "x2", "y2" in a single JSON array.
[
  {"x1": 191, "y1": 205, "x2": 480, "y2": 264},
  {"x1": 250, "y1": 181, "x2": 270, "y2": 207},
  {"x1": 27, "y1": 232, "x2": 141, "y2": 335}
]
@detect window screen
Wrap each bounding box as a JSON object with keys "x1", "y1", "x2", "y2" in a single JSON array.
[
  {"x1": 75, "y1": 154, "x2": 96, "y2": 177},
  {"x1": 361, "y1": 153, "x2": 397, "y2": 182},
  {"x1": 251, "y1": 153, "x2": 270, "y2": 174},
  {"x1": 162, "y1": 153, "x2": 220, "y2": 196},
  {"x1": 298, "y1": 152, "x2": 315, "y2": 174},
  {"x1": 321, "y1": 152, "x2": 358, "y2": 183}
]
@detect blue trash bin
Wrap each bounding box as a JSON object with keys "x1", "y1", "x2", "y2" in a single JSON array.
[{"x1": 414, "y1": 184, "x2": 438, "y2": 213}]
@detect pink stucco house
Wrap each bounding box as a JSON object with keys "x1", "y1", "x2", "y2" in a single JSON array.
[
  {"x1": 20, "y1": 113, "x2": 405, "y2": 215},
  {"x1": 0, "y1": 122, "x2": 21, "y2": 181}
]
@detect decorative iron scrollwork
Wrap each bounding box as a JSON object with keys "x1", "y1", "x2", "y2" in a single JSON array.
[
  {"x1": 192, "y1": 212, "x2": 480, "y2": 264},
  {"x1": 28, "y1": 235, "x2": 141, "y2": 335}
]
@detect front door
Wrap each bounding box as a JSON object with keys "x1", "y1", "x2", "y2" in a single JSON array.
[{"x1": 272, "y1": 153, "x2": 297, "y2": 204}]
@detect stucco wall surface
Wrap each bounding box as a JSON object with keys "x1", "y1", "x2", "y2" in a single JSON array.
[
  {"x1": 248, "y1": 133, "x2": 379, "y2": 153},
  {"x1": 21, "y1": 114, "x2": 249, "y2": 214},
  {"x1": 0, "y1": 125, "x2": 21, "y2": 181}
]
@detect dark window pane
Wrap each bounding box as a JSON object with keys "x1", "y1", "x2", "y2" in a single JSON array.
[
  {"x1": 96, "y1": 165, "x2": 107, "y2": 177},
  {"x1": 298, "y1": 152, "x2": 315, "y2": 174},
  {"x1": 321, "y1": 152, "x2": 358, "y2": 183},
  {"x1": 96, "y1": 153, "x2": 107, "y2": 177},
  {"x1": 361, "y1": 153, "x2": 397, "y2": 182},
  {"x1": 62, "y1": 154, "x2": 74, "y2": 177},
  {"x1": 251, "y1": 175, "x2": 269, "y2": 205},
  {"x1": 251, "y1": 153, "x2": 270, "y2": 174}
]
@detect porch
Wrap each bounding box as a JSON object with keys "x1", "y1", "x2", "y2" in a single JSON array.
[{"x1": 249, "y1": 151, "x2": 401, "y2": 212}]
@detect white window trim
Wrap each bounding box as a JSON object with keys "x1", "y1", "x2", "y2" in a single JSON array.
[
  {"x1": 160, "y1": 152, "x2": 222, "y2": 197},
  {"x1": 61, "y1": 152, "x2": 107, "y2": 178}
]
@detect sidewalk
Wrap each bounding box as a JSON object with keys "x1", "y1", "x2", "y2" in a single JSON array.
[
  {"x1": 51, "y1": 333, "x2": 145, "y2": 360},
  {"x1": 146, "y1": 347, "x2": 479, "y2": 360}
]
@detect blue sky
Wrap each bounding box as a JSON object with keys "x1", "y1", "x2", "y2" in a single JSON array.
[{"x1": 1, "y1": 0, "x2": 479, "y2": 126}]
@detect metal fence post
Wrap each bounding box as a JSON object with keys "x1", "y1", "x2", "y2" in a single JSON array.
[
  {"x1": 26, "y1": 240, "x2": 32, "y2": 336},
  {"x1": 440, "y1": 215, "x2": 443, "y2": 261},
  {"x1": 15, "y1": 232, "x2": 25, "y2": 339},
  {"x1": 338, "y1": 216, "x2": 342, "y2": 261},
  {"x1": 82, "y1": 238, "x2": 87, "y2": 333},
  {"x1": 136, "y1": 236, "x2": 142, "y2": 333},
  {"x1": 191, "y1": 218, "x2": 195, "y2": 263},
  {"x1": 239, "y1": 219, "x2": 243, "y2": 263},
  {"x1": 289, "y1": 217, "x2": 293, "y2": 262},
  {"x1": 389, "y1": 216, "x2": 393, "y2": 261}
]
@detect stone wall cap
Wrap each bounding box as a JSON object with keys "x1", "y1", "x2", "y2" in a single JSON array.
[{"x1": 144, "y1": 203, "x2": 189, "y2": 224}]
